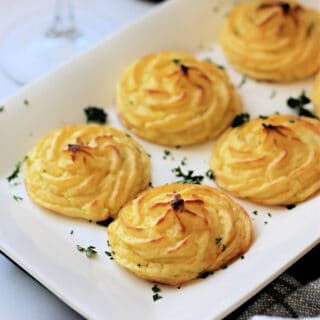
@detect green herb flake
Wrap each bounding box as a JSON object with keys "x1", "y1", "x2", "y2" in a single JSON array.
[
  {"x1": 181, "y1": 157, "x2": 187, "y2": 166},
  {"x1": 152, "y1": 293, "x2": 162, "y2": 302},
  {"x1": 149, "y1": 181, "x2": 153, "y2": 188},
  {"x1": 137, "y1": 264, "x2": 141, "y2": 267},
  {"x1": 105, "y1": 251, "x2": 112, "y2": 257},
  {"x1": 286, "y1": 204, "x2": 296, "y2": 210},
  {"x1": 205, "y1": 169, "x2": 215, "y2": 180},
  {"x1": 13, "y1": 195, "x2": 23, "y2": 202},
  {"x1": 215, "y1": 237, "x2": 223, "y2": 244},
  {"x1": 125, "y1": 133, "x2": 131, "y2": 138},
  {"x1": 77, "y1": 244, "x2": 85, "y2": 252},
  {"x1": 172, "y1": 167, "x2": 204, "y2": 184},
  {"x1": 175, "y1": 145, "x2": 181, "y2": 149},
  {"x1": 288, "y1": 119, "x2": 295, "y2": 123},
  {"x1": 287, "y1": 91, "x2": 318, "y2": 119},
  {"x1": 85, "y1": 246, "x2": 97, "y2": 258},
  {"x1": 197, "y1": 270, "x2": 214, "y2": 279},
  {"x1": 6, "y1": 156, "x2": 28, "y2": 183},
  {"x1": 70, "y1": 230, "x2": 74, "y2": 235},
  {"x1": 163, "y1": 149, "x2": 171, "y2": 159},
  {"x1": 253, "y1": 210, "x2": 258, "y2": 215},
  {"x1": 241, "y1": 255, "x2": 245, "y2": 260},
  {"x1": 172, "y1": 58, "x2": 181, "y2": 65},
  {"x1": 267, "y1": 213, "x2": 272, "y2": 217},
  {"x1": 0, "y1": 106, "x2": 4, "y2": 112},
  {"x1": 77, "y1": 245, "x2": 97, "y2": 258},
  {"x1": 231, "y1": 113, "x2": 250, "y2": 128},
  {"x1": 84, "y1": 106, "x2": 108, "y2": 124},
  {"x1": 259, "y1": 115, "x2": 269, "y2": 120},
  {"x1": 237, "y1": 75, "x2": 247, "y2": 88},
  {"x1": 264, "y1": 221, "x2": 268, "y2": 225},
  {"x1": 23, "y1": 99, "x2": 29, "y2": 106},
  {"x1": 152, "y1": 285, "x2": 161, "y2": 293}
]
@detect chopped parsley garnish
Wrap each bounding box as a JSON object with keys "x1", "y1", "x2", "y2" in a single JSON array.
[
  {"x1": 181, "y1": 157, "x2": 187, "y2": 166},
  {"x1": 267, "y1": 213, "x2": 272, "y2": 217},
  {"x1": 172, "y1": 167, "x2": 204, "y2": 184},
  {"x1": 77, "y1": 245, "x2": 97, "y2": 258},
  {"x1": 172, "y1": 58, "x2": 181, "y2": 65},
  {"x1": 205, "y1": 169, "x2": 215, "y2": 180},
  {"x1": 151, "y1": 285, "x2": 161, "y2": 293},
  {"x1": 7, "y1": 156, "x2": 28, "y2": 183},
  {"x1": 125, "y1": 133, "x2": 131, "y2": 138},
  {"x1": 84, "y1": 106, "x2": 108, "y2": 124},
  {"x1": 175, "y1": 145, "x2": 181, "y2": 149},
  {"x1": 13, "y1": 195, "x2": 23, "y2": 202},
  {"x1": 264, "y1": 221, "x2": 268, "y2": 225},
  {"x1": 162, "y1": 149, "x2": 172, "y2": 160},
  {"x1": 153, "y1": 294, "x2": 162, "y2": 302},
  {"x1": 23, "y1": 99, "x2": 29, "y2": 106},
  {"x1": 237, "y1": 75, "x2": 247, "y2": 88},
  {"x1": 252, "y1": 210, "x2": 258, "y2": 215},
  {"x1": 137, "y1": 264, "x2": 141, "y2": 267},
  {"x1": 96, "y1": 217, "x2": 114, "y2": 227},
  {"x1": 0, "y1": 106, "x2": 4, "y2": 112},
  {"x1": 231, "y1": 113, "x2": 250, "y2": 128},
  {"x1": 259, "y1": 115, "x2": 269, "y2": 120},
  {"x1": 203, "y1": 57, "x2": 225, "y2": 70},
  {"x1": 215, "y1": 237, "x2": 222, "y2": 244},
  {"x1": 287, "y1": 91, "x2": 318, "y2": 119},
  {"x1": 149, "y1": 181, "x2": 153, "y2": 188},
  {"x1": 288, "y1": 119, "x2": 295, "y2": 123},
  {"x1": 152, "y1": 285, "x2": 162, "y2": 302},
  {"x1": 286, "y1": 204, "x2": 296, "y2": 210},
  {"x1": 197, "y1": 271, "x2": 214, "y2": 279},
  {"x1": 241, "y1": 255, "x2": 245, "y2": 260},
  {"x1": 105, "y1": 250, "x2": 113, "y2": 260},
  {"x1": 70, "y1": 230, "x2": 74, "y2": 235}
]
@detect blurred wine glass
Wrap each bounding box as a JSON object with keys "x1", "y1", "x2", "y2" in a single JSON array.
[{"x1": 0, "y1": 0, "x2": 107, "y2": 85}]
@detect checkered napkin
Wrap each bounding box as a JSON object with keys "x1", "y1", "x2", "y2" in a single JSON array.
[{"x1": 225, "y1": 245, "x2": 320, "y2": 320}]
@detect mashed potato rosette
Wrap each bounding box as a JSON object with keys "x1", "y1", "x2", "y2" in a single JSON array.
[
  {"x1": 108, "y1": 184, "x2": 252, "y2": 285},
  {"x1": 24, "y1": 125, "x2": 150, "y2": 221},
  {"x1": 210, "y1": 115, "x2": 320, "y2": 205},
  {"x1": 117, "y1": 51, "x2": 241, "y2": 146},
  {"x1": 220, "y1": 0, "x2": 320, "y2": 82}
]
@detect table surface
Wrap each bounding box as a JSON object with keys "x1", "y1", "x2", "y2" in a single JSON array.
[{"x1": 0, "y1": 1, "x2": 318, "y2": 320}]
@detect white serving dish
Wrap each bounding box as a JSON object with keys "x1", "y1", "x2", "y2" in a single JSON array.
[{"x1": 0, "y1": 0, "x2": 319, "y2": 319}]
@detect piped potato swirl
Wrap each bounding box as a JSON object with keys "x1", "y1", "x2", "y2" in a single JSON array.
[
  {"x1": 108, "y1": 184, "x2": 252, "y2": 285},
  {"x1": 117, "y1": 51, "x2": 241, "y2": 146},
  {"x1": 24, "y1": 125, "x2": 150, "y2": 221},
  {"x1": 220, "y1": 0, "x2": 320, "y2": 82},
  {"x1": 210, "y1": 115, "x2": 320, "y2": 205}
]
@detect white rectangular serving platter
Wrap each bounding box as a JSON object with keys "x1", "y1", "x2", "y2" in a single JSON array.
[{"x1": 0, "y1": 0, "x2": 319, "y2": 319}]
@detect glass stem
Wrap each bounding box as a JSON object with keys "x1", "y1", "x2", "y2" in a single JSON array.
[{"x1": 46, "y1": 0, "x2": 80, "y2": 39}]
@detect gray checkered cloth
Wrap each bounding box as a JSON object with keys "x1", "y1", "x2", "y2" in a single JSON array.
[{"x1": 225, "y1": 273, "x2": 319, "y2": 319}]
